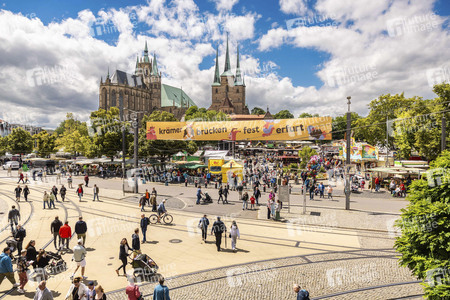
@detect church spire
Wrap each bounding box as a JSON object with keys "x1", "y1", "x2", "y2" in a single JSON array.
[
  {"x1": 213, "y1": 45, "x2": 220, "y2": 85},
  {"x1": 223, "y1": 33, "x2": 231, "y2": 73},
  {"x1": 235, "y1": 44, "x2": 242, "y2": 85},
  {"x1": 135, "y1": 56, "x2": 139, "y2": 74},
  {"x1": 107, "y1": 67, "x2": 110, "y2": 79},
  {"x1": 151, "y1": 52, "x2": 159, "y2": 76},
  {"x1": 144, "y1": 41, "x2": 150, "y2": 63}
]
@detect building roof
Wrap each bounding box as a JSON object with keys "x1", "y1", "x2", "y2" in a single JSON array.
[
  {"x1": 161, "y1": 84, "x2": 196, "y2": 108},
  {"x1": 229, "y1": 114, "x2": 270, "y2": 121},
  {"x1": 110, "y1": 70, "x2": 144, "y2": 87}
]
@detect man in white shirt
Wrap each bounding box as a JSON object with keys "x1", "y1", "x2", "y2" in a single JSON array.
[{"x1": 33, "y1": 281, "x2": 53, "y2": 300}]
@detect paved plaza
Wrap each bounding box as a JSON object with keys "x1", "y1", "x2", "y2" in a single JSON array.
[{"x1": 0, "y1": 171, "x2": 423, "y2": 299}]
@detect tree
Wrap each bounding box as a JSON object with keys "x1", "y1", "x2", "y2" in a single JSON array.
[
  {"x1": 6, "y1": 128, "x2": 33, "y2": 155},
  {"x1": 185, "y1": 106, "x2": 228, "y2": 121},
  {"x1": 353, "y1": 93, "x2": 415, "y2": 147},
  {"x1": 274, "y1": 110, "x2": 294, "y2": 119},
  {"x1": 332, "y1": 112, "x2": 362, "y2": 140},
  {"x1": 55, "y1": 113, "x2": 90, "y2": 156},
  {"x1": 394, "y1": 150, "x2": 450, "y2": 298},
  {"x1": 0, "y1": 136, "x2": 7, "y2": 156},
  {"x1": 251, "y1": 107, "x2": 266, "y2": 115},
  {"x1": 299, "y1": 113, "x2": 319, "y2": 118},
  {"x1": 298, "y1": 146, "x2": 317, "y2": 169},
  {"x1": 137, "y1": 111, "x2": 195, "y2": 161},
  {"x1": 33, "y1": 130, "x2": 56, "y2": 157}
]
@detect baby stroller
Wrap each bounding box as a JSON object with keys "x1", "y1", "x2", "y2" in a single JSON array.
[
  {"x1": 45, "y1": 251, "x2": 67, "y2": 275},
  {"x1": 351, "y1": 181, "x2": 360, "y2": 192},
  {"x1": 131, "y1": 253, "x2": 159, "y2": 281},
  {"x1": 6, "y1": 239, "x2": 17, "y2": 260},
  {"x1": 202, "y1": 192, "x2": 213, "y2": 203}
]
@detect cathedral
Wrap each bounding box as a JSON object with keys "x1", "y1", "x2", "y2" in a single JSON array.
[
  {"x1": 99, "y1": 42, "x2": 196, "y2": 120},
  {"x1": 208, "y1": 36, "x2": 250, "y2": 115}
]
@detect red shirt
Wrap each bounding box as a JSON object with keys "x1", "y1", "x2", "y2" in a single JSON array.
[
  {"x1": 59, "y1": 225, "x2": 72, "y2": 238},
  {"x1": 375, "y1": 178, "x2": 380, "y2": 184},
  {"x1": 125, "y1": 285, "x2": 141, "y2": 300}
]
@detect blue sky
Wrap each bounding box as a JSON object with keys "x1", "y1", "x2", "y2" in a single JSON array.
[{"x1": 0, "y1": 0, "x2": 449, "y2": 127}]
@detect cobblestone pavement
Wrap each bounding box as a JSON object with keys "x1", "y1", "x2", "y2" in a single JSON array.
[{"x1": 106, "y1": 249, "x2": 423, "y2": 300}]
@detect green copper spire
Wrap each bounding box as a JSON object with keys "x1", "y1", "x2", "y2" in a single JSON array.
[
  {"x1": 144, "y1": 41, "x2": 150, "y2": 63},
  {"x1": 224, "y1": 33, "x2": 231, "y2": 72},
  {"x1": 213, "y1": 45, "x2": 220, "y2": 85},
  {"x1": 235, "y1": 44, "x2": 242, "y2": 85},
  {"x1": 107, "y1": 67, "x2": 110, "y2": 79},
  {"x1": 151, "y1": 52, "x2": 159, "y2": 76}
]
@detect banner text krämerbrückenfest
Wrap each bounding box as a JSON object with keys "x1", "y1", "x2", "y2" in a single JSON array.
[{"x1": 147, "y1": 117, "x2": 332, "y2": 141}]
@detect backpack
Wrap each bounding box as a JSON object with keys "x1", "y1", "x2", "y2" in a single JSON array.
[{"x1": 298, "y1": 289, "x2": 310, "y2": 300}]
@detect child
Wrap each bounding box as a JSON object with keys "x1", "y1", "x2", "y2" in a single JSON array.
[
  {"x1": 327, "y1": 185, "x2": 333, "y2": 200},
  {"x1": 250, "y1": 195, "x2": 256, "y2": 210}
]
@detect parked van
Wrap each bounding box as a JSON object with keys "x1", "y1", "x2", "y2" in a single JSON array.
[{"x1": 2, "y1": 161, "x2": 20, "y2": 170}]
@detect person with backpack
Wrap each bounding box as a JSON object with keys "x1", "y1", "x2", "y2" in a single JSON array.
[
  {"x1": 294, "y1": 284, "x2": 310, "y2": 300},
  {"x1": 51, "y1": 186, "x2": 58, "y2": 201},
  {"x1": 211, "y1": 217, "x2": 226, "y2": 252},
  {"x1": 93, "y1": 184, "x2": 99, "y2": 201}
]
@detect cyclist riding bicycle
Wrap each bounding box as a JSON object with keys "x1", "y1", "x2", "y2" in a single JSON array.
[{"x1": 157, "y1": 199, "x2": 167, "y2": 223}]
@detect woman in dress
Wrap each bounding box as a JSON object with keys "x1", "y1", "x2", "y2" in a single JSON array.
[
  {"x1": 116, "y1": 238, "x2": 130, "y2": 276},
  {"x1": 229, "y1": 221, "x2": 240, "y2": 252}
]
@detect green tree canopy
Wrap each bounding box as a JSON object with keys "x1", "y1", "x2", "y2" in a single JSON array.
[
  {"x1": 332, "y1": 112, "x2": 362, "y2": 140},
  {"x1": 251, "y1": 107, "x2": 266, "y2": 115},
  {"x1": 32, "y1": 130, "x2": 56, "y2": 157},
  {"x1": 274, "y1": 110, "x2": 294, "y2": 119},
  {"x1": 55, "y1": 113, "x2": 90, "y2": 156},
  {"x1": 184, "y1": 106, "x2": 228, "y2": 121},
  {"x1": 394, "y1": 150, "x2": 450, "y2": 298},
  {"x1": 299, "y1": 113, "x2": 319, "y2": 118},
  {"x1": 298, "y1": 146, "x2": 317, "y2": 169},
  {"x1": 6, "y1": 128, "x2": 33, "y2": 155}
]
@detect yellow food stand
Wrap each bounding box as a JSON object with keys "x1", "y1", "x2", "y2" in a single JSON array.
[{"x1": 221, "y1": 160, "x2": 244, "y2": 184}]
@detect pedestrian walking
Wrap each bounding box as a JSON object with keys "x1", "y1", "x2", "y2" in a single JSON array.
[
  {"x1": 75, "y1": 216, "x2": 87, "y2": 246},
  {"x1": 17, "y1": 250, "x2": 30, "y2": 293},
  {"x1": 52, "y1": 186, "x2": 58, "y2": 201},
  {"x1": 43, "y1": 191, "x2": 50, "y2": 209},
  {"x1": 94, "y1": 285, "x2": 106, "y2": 300},
  {"x1": 223, "y1": 185, "x2": 229, "y2": 204},
  {"x1": 125, "y1": 277, "x2": 141, "y2": 300},
  {"x1": 275, "y1": 200, "x2": 281, "y2": 221},
  {"x1": 77, "y1": 184, "x2": 84, "y2": 202},
  {"x1": 25, "y1": 240, "x2": 37, "y2": 269},
  {"x1": 23, "y1": 185, "x2": 30, "y2": 202},
  {"x1": 84, "y1": 174, "x2": 89, "y2": 187},
  {"x1": 254, "y1": 187, "x2": 261, "y2": 205},
  {"x1": 116, "y1": 238, "x2": 130, "y2": 276},
  {"x1": 150, "y1": 194, "x2": 157, "y2": 212},
  {"x1": 131, "y1": 228, "x2": 140, "y2": 255},
  {"x1": 49, "y1": 192, "x2": 56, "y2": 209},
  {"x1": 93, "y1": 184, "x2": 99, "y2": 201},
  {"x1": 198, "y1": 215, "x2": 209, "y2": 242},
  {"x1": 8, "y1": 205, "x2": 20, "y2": 233},
  {"x1": 51, "y1": 216, "x2": 63, "y2": 250},
  {"x1": 59, "y1": 221, "x2": 72, "y2": 250},
  {"x1": 139, "y1": 195, "x2": 146, "y2": 212},
  {"x1": 15, "y1": 185, "x2": 22, "y2": 202},
  {"x1": 7, "y1": 166, "x2": 12, "y2": 177},
  {"x1": 327, "y1": 185, "x2": 333, "y2": 200},
  {"x1": 14, "y1": 224, "x2": 26, "y2": 255},
  {"x1": 18, "y1": 173, "x2": 24, "y2": 184},
  {"x1": 240, "y1": 191, "x2": 247, "y2": 210},
  {"x1": 229, "y1": 220, "x2": 240, "y2": 252},
  {"x1": 145, "y1": 189, "x2": 150, "y2": 207},
  {"x1": 211, "y1": 217, "x2": 226, "y2": 251},
  {"x1": 60, "y1": 185, "x2": 67, "y2": 201},
  {"x1": 140, "y1": 214, "x2": 149, "y2": 243},
  {"x1": 153, "y1": 277, "x2": 170, "y2": 300},
  {"x1": 70, "y1": 239, "x2": 87, "y2": 280},
  {"x1": 86, "y1": 281, "x2": 96, "y2": 300},
  {"x1": 319, "y1": 183, "x2": 324, "y2": 198},
  {"x1": 67, "y1": 175, "x2": 73, "y2": 189},
  {"x1": 266, "y1": 199, "x2": 272, "y2": 219},
  {"x1": 0, "y1": 247, "x2": 19, "y2": 288},
  {"x1": 293, "y1": 284, "x2": 310, "y2": 300},
  {"x1": 218, "y1": 186, "x2": 224, "y2": 204},
  {"x1": 250, "y1": 194, "x2": 255, "y2": 210},
  {"x1": 196, "y1": 186, "x2": 203, "y2": 205},
  {"x1": 65, "y1": 277, "x2": 88, "y2": 300},
  {"x1": 237, "y1": 184, "x2": 243, "y2": 200},
  {"x1": 33, "y1": 281, "x2": 54, "y2": 300},
  {"x1": 309, "y1": 183, "x2": 315, "y2": 200}
]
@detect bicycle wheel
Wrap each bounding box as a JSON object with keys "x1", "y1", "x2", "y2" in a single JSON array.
[
  {"x1": 149, "y1": 214, "x2": 158, "y2": 224},
  {"x1": 163, "y1": 214, "x2": 173, "y2": 224}
]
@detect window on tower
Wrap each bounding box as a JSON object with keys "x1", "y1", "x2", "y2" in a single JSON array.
[
  {"x1": 237, "y1": 88, "x2": 239, "y2": 93},
  {"x1": 226, "y1": 86, "x2": 229, "y2": 92},
  {"x1": 215, "y1": 88, "x2": 218, "y2": 94}
]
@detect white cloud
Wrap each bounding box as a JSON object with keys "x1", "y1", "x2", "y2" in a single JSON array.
[
  {"x1": 279, "y1": 0, "x2": 308, "y2": 16},
  {"x1": 212, "y1": 0, "x2": 239, "y2": 11}
]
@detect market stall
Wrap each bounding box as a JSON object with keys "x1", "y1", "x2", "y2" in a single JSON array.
[{"x1": 221, "y1": 160, "x2": 244, "y2": 184}]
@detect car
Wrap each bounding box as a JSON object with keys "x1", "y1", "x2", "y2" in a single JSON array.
[{"x1": 2, "y1": 161, "x2": 20, "y2": 170}]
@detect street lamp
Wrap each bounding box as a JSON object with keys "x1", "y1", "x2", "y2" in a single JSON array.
[{"x1": 345, "y1": 96, "x2": 351, "y2": 210}]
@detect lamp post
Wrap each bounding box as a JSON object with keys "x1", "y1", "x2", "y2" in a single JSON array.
[{"x1": 345, "y1": 96, "x2": 351, "y2": 210}]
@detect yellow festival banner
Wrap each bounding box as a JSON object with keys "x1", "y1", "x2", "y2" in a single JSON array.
[{"x1": 147, "y1": 117, "x2": 332, "y2": 141}]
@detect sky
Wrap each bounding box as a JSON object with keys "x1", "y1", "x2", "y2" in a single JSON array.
[{"x1": 0, "y1": 0, "x2": 449, "y2": 128}]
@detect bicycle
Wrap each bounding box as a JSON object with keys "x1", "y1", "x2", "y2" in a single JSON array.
[{"x1": 149, "y1": 212, "x2": 173, "y2": 224}]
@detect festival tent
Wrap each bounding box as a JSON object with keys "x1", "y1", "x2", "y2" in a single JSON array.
[{"x1": 221, "y1": 160, "x2": 244, "y2": 184}]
